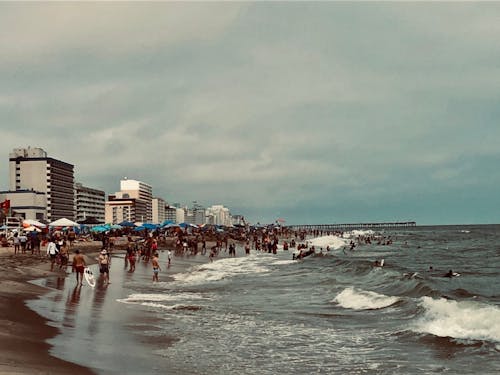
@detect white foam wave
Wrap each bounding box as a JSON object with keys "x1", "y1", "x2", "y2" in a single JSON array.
[
  {"x1": 306, "y1": 235, "x2": 348, "y2": 250},
  {"x1": 413, "y1": 297, "x2": 500, "y2": 343},
  {"x1": 272, "y1": 260, "x2": 297, "y2": 266},
  {"x1": 117, "y1": 292, "x2": 209, "y2": 304},
  {"x1": 173, "y1": 255, "x2": 269, "y2": 284},
  {"x1": 342, "y1": 230, "x2": 375, "y2": 238},
  {"x1": 333, "y1": 287, "x2": 399, "y2": 310}
]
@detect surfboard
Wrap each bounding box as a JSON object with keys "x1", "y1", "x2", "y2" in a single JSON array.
[
  {"x1": 84, "y1": 267, "x2": 96, "y2": 288},
  {"x1": 380, "y1": 259, "x2": 385, "y2": 267}
]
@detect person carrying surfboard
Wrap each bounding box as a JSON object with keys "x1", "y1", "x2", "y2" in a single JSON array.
[{"x1": 72, "y1": 249, "x2": 87, "y2": 286}]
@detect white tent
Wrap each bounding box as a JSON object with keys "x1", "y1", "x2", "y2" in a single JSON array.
[
  {"x1": 23, "y1": 219, "x2": 47, "y2": 228},
  {"x1": 49, "y1": 218, "x2": 79, "y2": 227}
]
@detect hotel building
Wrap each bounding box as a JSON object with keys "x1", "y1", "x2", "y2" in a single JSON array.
[
  {"x1": 8, "y1": 147, "x2": 75, "y2": 221},
  {"x1": 75, "y1": 183, "x2": 106, "y2": 223}
]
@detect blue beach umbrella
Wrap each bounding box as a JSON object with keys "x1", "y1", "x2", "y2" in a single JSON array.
[
  {"x1": 142, "y1": 223, "x2": 159, "y2": 230},
  {"x1": 118, "y1": 221, "x2": 136, "y2": 227}
]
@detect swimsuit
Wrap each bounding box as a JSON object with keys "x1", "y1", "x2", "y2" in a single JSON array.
[
  {"x1": 75, "y1": 265, "x2": 84, "y2": 273},
  {"x1": 153, "y1": 267, "x2": 159, "y2": 274}
]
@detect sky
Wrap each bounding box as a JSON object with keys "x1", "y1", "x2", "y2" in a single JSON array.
[{"x1": 1, "y1": 2, "x2": 500, "y2": 226}]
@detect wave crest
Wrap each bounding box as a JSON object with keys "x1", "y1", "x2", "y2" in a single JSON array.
[
  {"x1": 412, "y1": 296, "x2": 500, "y2": 343},
  {"x1": 333, "y1": 287, "x2": 400, "y2": 310}
]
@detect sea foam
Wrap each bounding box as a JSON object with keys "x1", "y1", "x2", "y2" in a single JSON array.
[
  {"x1": 412, "y1": 296, "x2": 500, "y2": 343},
  {"x1": 173, "y1": 255, "x2": 270, "y2": 285},
  {"x1": 333, "y1": 287, "x2": 399, "y2": 310},
  {"x1": 306, "y1": 235, "x2": 348, "y2": 250}
]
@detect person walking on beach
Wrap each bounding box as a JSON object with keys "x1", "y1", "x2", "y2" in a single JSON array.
[
  {"x1": 46, "y1": 238, "x2": 58, "y2": 271},
  {"x1": 98, "y1": 249, "x2": 111, "y2": 285},
  {"x1": 13, "y1": 233, "x2": 20, "y2": 255},
  {"x1": 72, "y1": 249, "x2": 86, "y2": 285},
  {"x1": 151, "y1": 252, "x2": 161, "y2": 282}
]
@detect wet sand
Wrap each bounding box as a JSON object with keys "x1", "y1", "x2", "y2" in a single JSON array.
[
  {"x1": 0, "y1": 242, "x2": 100, "y2": 375},
  {"x1": 0, "y1": 238, "x2": 224, "y2": 375}
]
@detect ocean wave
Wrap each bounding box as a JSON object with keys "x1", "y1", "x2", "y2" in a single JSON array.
[
  {"x1": 333, "y1": 287, "x2": 400, "y2": 310},
  {"x1": 117, "y1": 292, "x2": 210, "y2": 304},
  {"x1": 306, "y1": 235, "x2": 348, "y2": 250},
  {"x1": 412, "y1": 296, "x2": 500, "y2": 344},
  {"x1": 173, "y1": 255, "x2": 270, "y2": 284}
]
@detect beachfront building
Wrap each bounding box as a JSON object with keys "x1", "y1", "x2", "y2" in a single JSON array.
[
  {"x1": 105, "y1": 195, "x2": 136, "y2": 224},
  {"x1": 8, "y1": 147, "x2": 75, "y2": 221},
  {"x1": 119, "y1": 178, "x2": 152, "y2": 223},
  {"x1": 0, "y1": 190, "x2": 47, "y2": 221},
  {"x1": 206, "y1": 205, "x2": 232, "y2": 226},
  {"x1": 164, "y1": 205, "x2": 184, "y2": 224},
  {"x1": 152, "y1": 197, "x2": 166, "y2": 224},
  {"x1": 105, "y1": 178, "x2": 153, "y2": 224},
  {"x1": 75, "y1": 183, "x2": 105, "y2": 223}
]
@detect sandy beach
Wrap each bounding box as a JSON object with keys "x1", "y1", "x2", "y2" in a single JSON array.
[{"x1": 0, "y1": 241, "x2": 101, "y2": 375}]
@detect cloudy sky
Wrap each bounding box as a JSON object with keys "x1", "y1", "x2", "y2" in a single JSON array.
[{"x1": 1, "y1": 2, "x2": 500, "y2": 225}]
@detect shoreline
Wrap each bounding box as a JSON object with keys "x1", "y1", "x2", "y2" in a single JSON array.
[
  {"x1": 0, "y1": 242, "x2": 102, "y2": 375},
  {"x1": 0, "y1": 238, "x2": 228, "y2": 375}
]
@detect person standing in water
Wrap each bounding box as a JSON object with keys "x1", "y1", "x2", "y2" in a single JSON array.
[
  {"x1": 151, "y1": 252, "x2": 161, "y2": 282},
  {"x1": 98, "y1": 249, "x2": 111, "y2": 285}
]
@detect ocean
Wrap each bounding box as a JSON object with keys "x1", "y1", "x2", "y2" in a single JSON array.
[{"x1": 29, "y1": 225, "x2": 500, "y2": 374}]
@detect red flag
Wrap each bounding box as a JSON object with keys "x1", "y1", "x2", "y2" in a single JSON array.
[{"x1": 0, "y1": 200, "x2": 9, "y2": 209}]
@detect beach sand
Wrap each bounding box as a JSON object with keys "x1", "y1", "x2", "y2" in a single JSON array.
[
  {"x1": 0, "y1": 242, "x2": 101, "y2": 375},
  {"x1": 0, "y1": 238, "x2": 224, "y2": 375}
]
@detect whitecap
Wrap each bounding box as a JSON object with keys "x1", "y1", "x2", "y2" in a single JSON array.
[
  {"x1": 333, "y1": 287, "x2": 399, "y2": 310},
  {"x1": 412, "y1": 296, "x2": 500, "y2": 343},
  {"x1": 172, "y1": 255, "x2": 270, "y2": 285}
]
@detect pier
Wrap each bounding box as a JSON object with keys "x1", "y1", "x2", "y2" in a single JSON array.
[{"x1": 287, "y1": 221, "x2": 416, "y2": 231}]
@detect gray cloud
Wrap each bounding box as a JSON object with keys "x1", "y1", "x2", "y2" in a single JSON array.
[{"x1": 1, "y1": 2, "x2": 500, "y2": 225}]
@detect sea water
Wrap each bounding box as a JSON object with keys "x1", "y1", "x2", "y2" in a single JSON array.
[{"x1": 29, "y1": 225, "x2": 500, "y2": 374}]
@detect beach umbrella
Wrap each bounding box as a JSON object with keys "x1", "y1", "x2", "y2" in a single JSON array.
[
  {"x1": 163, "y1": 223, "x2": 179, "y2": 229},
  {"x1": 142, "y1": 223, "x2": 158, "y2": 230},
  {"x1": 161, "y1": 220, "x2": 174, "y2": 226},
  {"x1": 91, "y1": 226, "x2": 108, "y2": 233},
  {"x1": 110, "y1": 224, "x2": 123, "y2": 230},
  {"x1": 23, "y1": 226, "x2": 41, "y2": 232},
  {"x1": 118, "y1": 220, "x2": 136, "y2": 227},
  {"x1": 23, "y1": 219, "x2": 47, "y2": 228}
]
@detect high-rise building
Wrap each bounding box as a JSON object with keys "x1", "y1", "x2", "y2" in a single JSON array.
[
  {"x1": 75, "y1": 183, "x2": 105, "y2": 223},
  {"x1": 152, "y1": 197, "x2": 166, "y2": 224},
  {"x1": 9, "y1": 147, "x2": 75, "y2": 221},
  {"x1": 105, "y1": 178, "x2": 153, "y2": 224},
  {"x1": 206, "y1": 205, "x2": 231, "y2": 226}
]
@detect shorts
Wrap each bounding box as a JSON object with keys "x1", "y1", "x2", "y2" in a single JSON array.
[
  {"x1": 50, "y1": 254, "x2": 57, "y2": 259},
  {"x1": 100, "y1": 264, "x2": 109, "y2": 274},
  {"x1": 75, "y1": 265, "x2": 84, "y2": 273},
  {"x1": 153, "y1": 267, "x2": 159, "y2": 274}
]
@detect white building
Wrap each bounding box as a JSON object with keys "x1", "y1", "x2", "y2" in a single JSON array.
[
  {"x1": 0, "y1": 190, "x2": 47, "y2": 221},
  {"x1": 206, "y1": 205, "x2": 232, "y2": 226},
  {"x1": 152, "y1": 197, "x2": 166, "y2": 224},
  {"x1": 8, "y1": 147, "x2": 75, "y2": 221},
  {"x1": 75, "y1": 183, "x2": 105, "y2": 223},
  {"x1": 105, "y1": 178, "x2": 153, "y2": 224}
]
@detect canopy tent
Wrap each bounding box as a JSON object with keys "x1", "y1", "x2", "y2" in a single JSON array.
[
  {"x1": 23, "y1": 219, "x2": 47, "y2": 228},
  {"x1": 49, "y1": 218, "x2": 79, "y2": 227}
]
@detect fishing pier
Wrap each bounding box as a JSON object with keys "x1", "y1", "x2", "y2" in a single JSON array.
[{"x1": 287, "y1": 221, "x2": 416, "y2": 231}]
